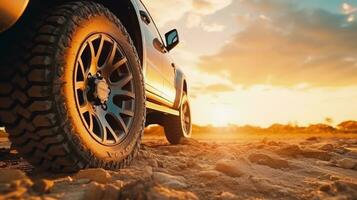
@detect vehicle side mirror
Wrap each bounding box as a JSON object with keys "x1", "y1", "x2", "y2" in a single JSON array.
[{"x1": 165, "y1": 29, "x2": 179, "y2": 52}]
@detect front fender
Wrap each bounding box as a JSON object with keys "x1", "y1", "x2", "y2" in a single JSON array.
[
  {"x1": 0, "y1": 0, "x2": 29, "y2": 32},
  {"x1": 173, "y1": 68, "x2": 187, "y2": 109}
]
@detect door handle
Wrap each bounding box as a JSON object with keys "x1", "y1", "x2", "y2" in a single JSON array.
[{"x1": 140, "y1": 11, "x2": 151, "y2": 25}]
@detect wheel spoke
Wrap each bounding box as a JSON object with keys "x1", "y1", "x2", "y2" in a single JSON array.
[
  {"x1": 112, "y1": 57, "x2": 127, "y2": 71},
  {"x1": 117, "y1": 115, "x2": 128, "y2": 134},
  {"x1": 106, "y1": 42, "x2": 117, "y2": 66},
  {"x1": 105, "y1": 123, "x2": 120, "y2": 143},
  {"x1": 111, "y1": 74, "x2": 132, "y2": 88},
  {"x1": 78, "y1": 58, "x2": 86, "y2": 78},
  {"x1": 111, "y1": 89, "x2": 135, "y2": 99},
  {"x1": 79, "y1": 104, "x2": 89, "y2": 114},
  {"x1": 87, "y1": 41, "x2": 98, "y2": 75},
  {"x1": 106, "y1": 100, "x2": 121, "y2": 115},
  {"x1": 76, "y1": 81, "x2": 86, "y2": 90},
  {"x1": 120, "y1": 109, "x2": 134, "y2": 117},
  {"x1": 97, "y1": 112, "x2": 120, "y2": 143},
  {"x1": 184, "y1": 117, "x2": 190, "y2": 124},
  {"x1": 88, "y1": 113, "x2": 94, "y2": 132},
  {"x1": 96, "y1": 35, "x2": 105, "y2": 60}
]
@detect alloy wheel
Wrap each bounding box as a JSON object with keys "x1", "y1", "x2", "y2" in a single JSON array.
[{"x1": 74, "y1": 33, "x2": 136, "y2": 146}]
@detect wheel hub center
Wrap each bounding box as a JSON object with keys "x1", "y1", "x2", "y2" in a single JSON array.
[
  {"x1": 88, "y1": 74, "x2": 110, "y2": 105},
  {"x1": 96, "y1": 79, "x2": 110, "y2": 104}
]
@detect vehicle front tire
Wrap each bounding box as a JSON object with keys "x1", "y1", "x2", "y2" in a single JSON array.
[
  {"x1": 1, "y1": 1, "x2": 145, "y2": 172},
  {"x1": 163, "y1": 92, "x2": 192, "y2": 144}
]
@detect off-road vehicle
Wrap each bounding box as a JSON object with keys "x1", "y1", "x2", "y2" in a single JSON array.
[{"x1": 0, "y1": 0, "x2": 191, "y2": 172}]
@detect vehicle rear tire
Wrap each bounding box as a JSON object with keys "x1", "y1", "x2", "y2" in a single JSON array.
[
  {"x1": 0, "y1": 1, "x2": 145, "y2": 172},
  {"x1": 163, "y1": 92, "x2": 192, "y2": 144}
]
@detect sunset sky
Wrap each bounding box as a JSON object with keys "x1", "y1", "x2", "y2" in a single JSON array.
[{"x1": 143, "y1": 0, "x2": 357, "y2": 127}]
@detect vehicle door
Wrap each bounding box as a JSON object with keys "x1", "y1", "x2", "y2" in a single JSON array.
[{"x1": 137, "y1": 1, "x2": 166, "y2": 99}]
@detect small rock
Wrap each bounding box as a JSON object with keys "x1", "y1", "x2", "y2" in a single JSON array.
[
  {"x1": 319, "y1": 144, "x2": 334, "y2": 151},
  {"x1": 301, "y1": 149, "x2": 332, "y2": 161},
  {"x1": 143, "y1": 166, "x2": 153, "y2": 176},
  {"x1": 114, "y1": 180, "x2": 124, "y2": 188},
  {"x1": 335, "y1": 147, "x2": 350, "y2": 154},
  {"x1": 319, "y1": 184, "x2": 331, "y2": 192},
  {"x1": 275, "y1": 145, "x2": 302, "y2": 157},
  {"x1": 74, "y1": 168, "x2": 111, "y2": 184},
  {"x1": 0, "y1": 169, "x2": 28, "y2": 183},
  {"x1": 217, "y1": 191, "x2": 238, "y2": 200},
  {"x1": 32, "y1": 179, "x2": 54, "y2": 193},
  {"x1": 248, "y1": 153, "x2": 289, "y2": 169},
  {"x1": 56, "y1": 176, "x2": 73, "y2": 183},
  {"x1": 198, "y1": 170, "x2": 221, "y2": 179},
  {"x1": 102, "y1": 184, "x2": 120, "y2": 200},
  {"x1": 199, "y1": 183, "x2": 206, "y2": 187},
  {"x1": 153, "y1": 172, "x2": 188, "y2": 189},
  {"x1": 315, "y1": 160, "x2": 333, "y2": 167},
  {"x1": 149, "y1": 186, "x2": 199, "y2": 200},
  {"x1": 336, "y1": 158, "x2": 356, "y2": 169},
  {"x1": 73, "y1": 178, "x2": 91, "y2": 185},
  {"x1": 83, "y1": 182, "x2": 104, "y2": 200},
  {"x1": 215, "y1": 159, "x2": 244, "y2": 177}
]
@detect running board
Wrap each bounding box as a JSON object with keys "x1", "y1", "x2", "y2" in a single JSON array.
[{"x1": 146, "y1": 101, "x2": 179, "y2": 116}]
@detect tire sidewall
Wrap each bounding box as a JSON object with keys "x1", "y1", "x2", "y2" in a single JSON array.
[
  {"x1": 180, "y1": 93, "x2": 192, "y2": 138},
  {"x1": 60, "y1": 13, "x2": 145, "y2": 161}
]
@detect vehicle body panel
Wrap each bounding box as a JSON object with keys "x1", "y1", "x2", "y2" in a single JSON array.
[
  {"x1": 0, "y1": 0, "x2": 29, "y2": 32},
  {"x1": 0, "y1": 0, "x2": 187, "y2": 114}
]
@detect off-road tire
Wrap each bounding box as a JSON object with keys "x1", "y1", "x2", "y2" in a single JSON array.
[
  {"x1": 163, "y1": 92, "x2": 192, "y2": 144},
  {"x1": 0, "y1": 1, "x2": 145, "y2": 172}
]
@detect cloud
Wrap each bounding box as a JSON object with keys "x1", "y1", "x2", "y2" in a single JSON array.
[
  {"x1": 198, "y1": 0, "x2": 357, "y2": 87},
  {"x1": 342, "y1": 2, "x2": 357, "y2": 23},
  {"x1": 193, "y1": 83, "x2": 235, "y2": 93},
  {"x1": 142, "y1": 0, "x2": 232, "y2": 27},
  {"x1": 202, "y1": 23, "x2": 225, "y2": 32},
  {"x1": 342, "y1": 3, "x2": 357, "y2": 14}
]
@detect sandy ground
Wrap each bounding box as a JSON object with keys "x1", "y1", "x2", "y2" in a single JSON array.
[{"x1": 0, "y1": 131, "x2": 357, "y2": 200}]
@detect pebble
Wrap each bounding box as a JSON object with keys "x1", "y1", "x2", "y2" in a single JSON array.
[
  {"x1": 319, "y1": 144, "x2": 334, "y2": 151},
  {"x1": 153, "y1": 172, "x2": 188, "y2": 189},
  {"x1": 32, "y1": 179, "x2": 54, "y2": 193},
  {"x1": 336, "y1": 158, "x2": 356, "y2": 169},
  {"x1": 198, "y1": 170, "x2": 221, "y2": 179},
  {"x1": 248, "y1": 153, "x2": 289, "y2": 169},
  {"x1": 74, "y1": 168, "x2": 111, "y2": 184},
  {"x1": 215, "y1": 159, "x2": 244, "y2": 177}
]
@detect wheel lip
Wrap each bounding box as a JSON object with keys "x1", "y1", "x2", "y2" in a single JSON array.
[{"x1": 73, "y1": 32, "x2": 136, "y2": 146}]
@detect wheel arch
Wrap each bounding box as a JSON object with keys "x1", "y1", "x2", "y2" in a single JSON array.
[
  {"x1": 173, "y1": 68, "x2": 189, "y2": 109},
  {"x1": 0, "y1": 0, "x2": 145, "y2": 68}
]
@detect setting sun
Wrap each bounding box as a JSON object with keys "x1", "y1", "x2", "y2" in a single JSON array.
[{"x1": 210, "y1": 105, "x2": 234, "y2": 127}]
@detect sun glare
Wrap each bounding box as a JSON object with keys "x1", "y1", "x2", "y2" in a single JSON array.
[{"x1": 211, "y1": 105, "x2": 234, "y2": 127}]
